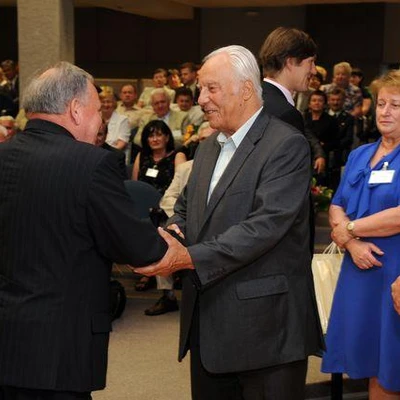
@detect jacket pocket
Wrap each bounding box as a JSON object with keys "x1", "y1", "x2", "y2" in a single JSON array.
[{"x1": 236, "y1": 274, "x2": 288, "y2": 300}]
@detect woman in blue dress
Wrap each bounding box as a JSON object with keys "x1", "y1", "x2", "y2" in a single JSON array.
[{"x1": 322, "y1": 69, "x2": 400, "y2": 398}]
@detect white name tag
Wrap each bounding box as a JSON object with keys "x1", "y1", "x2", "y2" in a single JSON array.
[
  {"x1": 145, "y1": 168, "x2": 159, "y2": 178},
  {"x1": 368, "y1": 170, "x2": 395, "y2": 184}
]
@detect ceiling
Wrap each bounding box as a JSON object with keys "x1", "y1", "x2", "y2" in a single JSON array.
[{"x1": 3, "y1": 0, "x2": 400, "y2": 19}]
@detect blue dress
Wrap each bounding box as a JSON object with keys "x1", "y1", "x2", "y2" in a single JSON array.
[{"x1": 322, "y1": 139, "x2": 400, "y2": 391}]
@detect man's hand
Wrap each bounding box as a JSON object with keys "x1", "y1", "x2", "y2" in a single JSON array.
[
  {"x1": 131, "y1": 227, "x2": 194, "y2": 277},
  {"x1": 314, "y1": 157, "x2": 326, "y2": 174},
  {"x1": 391, "y1": 276, "x2": 400, "y2": 315}
]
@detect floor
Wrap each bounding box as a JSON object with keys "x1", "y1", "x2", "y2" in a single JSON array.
[{"x1": 92, "y1": 269, "x2": 368, "y2": 400}]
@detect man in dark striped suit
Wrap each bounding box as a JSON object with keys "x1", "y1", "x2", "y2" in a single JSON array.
[{"x1": 0, "y1": 62, "x2": 168, "y2": 400}]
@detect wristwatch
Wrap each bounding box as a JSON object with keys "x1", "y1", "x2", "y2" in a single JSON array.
[{"x1": 346, "y1": 221, "x2": 356, "y2": 236}]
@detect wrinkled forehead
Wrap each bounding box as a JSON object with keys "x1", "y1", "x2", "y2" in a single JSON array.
[
  {"x1": 199, "y1": 53, "x2": 233, "y2": 83},
  {"x1": 377, "y1": 86, "x2": 400, "y2": 98},
  {"x1": 152, "y1": 94, "x2": 168, "y2": 103}
]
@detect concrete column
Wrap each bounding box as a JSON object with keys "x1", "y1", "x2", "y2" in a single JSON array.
[{"x1": 17, "y1": 0, "x2": 74, "y2": 97}]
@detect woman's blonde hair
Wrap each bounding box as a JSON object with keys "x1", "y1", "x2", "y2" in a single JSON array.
[{"x1": 370, "y1": 69, "x2": 400, "y2": 100}]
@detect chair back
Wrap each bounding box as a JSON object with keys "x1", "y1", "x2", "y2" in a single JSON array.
[{"x1": 124, "y1": 180, "x2": 162, "y2": 219}]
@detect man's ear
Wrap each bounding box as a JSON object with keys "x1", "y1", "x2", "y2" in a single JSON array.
[
  {"x1": 69, "y1": 98, "x2": 83, "y2": 125},
  {"x1": 285, "y1": 57, "x2": 297, "y2": 72},
  {"x1": 242, "y1": 80, "x2": 254, "y2": 101}
]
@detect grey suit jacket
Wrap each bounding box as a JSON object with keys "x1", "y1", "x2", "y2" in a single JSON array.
[{"x1": 170, "y1": 109, "x2": 323, "y2": 373}]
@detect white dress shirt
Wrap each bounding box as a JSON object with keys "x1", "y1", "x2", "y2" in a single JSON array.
[{"x1": 208, "y1": 107, "x2": 263, "y2": 202}]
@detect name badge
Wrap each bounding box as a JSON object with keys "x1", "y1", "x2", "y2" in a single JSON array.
[
  {"x1": 145, "y1": 168, "x2": 159, "y2": 178},
  {"x1": 368, "y1": 170, "x2": 395, "y2": 184}
]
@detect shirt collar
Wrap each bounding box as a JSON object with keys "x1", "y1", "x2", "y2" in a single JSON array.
[
  {"x1": 264, "y1": 78, "x2": 295, "y2": 106},
  {"x1": 217, "y1": 106, "x2": 263, "y2": 149}
]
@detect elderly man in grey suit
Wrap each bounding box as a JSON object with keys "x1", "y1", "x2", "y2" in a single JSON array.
[{"x1": 135, "y1": 45, "x2": 323, "y2": 400}]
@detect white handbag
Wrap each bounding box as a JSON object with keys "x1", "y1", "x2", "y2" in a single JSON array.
[{"x1": 312, "y1": 242, "x2": 344, "y2": 334}]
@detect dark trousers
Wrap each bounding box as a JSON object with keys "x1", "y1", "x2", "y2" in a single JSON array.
[
  {"x1": 189, "y1": 305, "x2": 308, "y2": 400},
  {"x1": 0, "y1": 387, "x2": 92, "y2": 400},
  {"x1": 190, "y1": 344, "x2": 307, "y2": 400}
]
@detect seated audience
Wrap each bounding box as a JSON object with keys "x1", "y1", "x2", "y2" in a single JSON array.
[
  {"x1": 144, "y1": 122, "x2": 215, "y2": 315},
  {"x1": 350, "y1": 67, "x2": 372, "y2": 117},
  {"x1": 100, "y1": 86, "x2": 131, "y2": 163},
  {"x1": 316, "y1": 65, "x2": 328, "y2": 82},
  {"x1": 137, "y1": 68, "x2": 175, "y2": 108},
  {"x1": 173, "y1": 87, "x2": 204, "y2": 137},
  {"x1": 132, "y1": 120, "x2": 186, "y2": 292},
  {"x1": 0, "y1": 67, "x2": 8, "y2": 87},
  {"x1": 95, "y1": 120, "x2": 127, "y2": 179},
  {"x1": 0, "y1": 59, "x2": 19, "y2": 110},
  {"x1": 0, "y1": 115, "x2": 17, "y2": 143},
  {"x1": 304, "y1": 90, "x2": 339, "y2": 188},
  {"x1": 0, "y1": 92, "x2": 16, "y2": 118},
  {"x1": 350, "y1": 67, "x2": 375, "y2": 144},
  {"x1": 116, "y1": 84, "x2": 142, "y2": 129},
  {"x1": 167, "y1": 69, "x2": 183, "y2": 92},
  {"x1": 134, "y1": 89, "x2": 187, "y2": 147},
  {"x1": 296, "y1": 71, "x2": 324, "y2": 114},
  {"x1": 327, "y1": 87, "x2": 354, "y2": 189},
  {"x1": 322, "y1": 61, "x2": 363, "y2": 117},
  {"x1": 180, "y1": 62, "x2": 200, "y2": 103}
]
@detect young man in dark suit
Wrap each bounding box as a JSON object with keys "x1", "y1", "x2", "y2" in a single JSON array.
[
  {"x1": 259, "y1": 27, "x2": 327, "y2": 255},
  {"x1": 135, "y1": 45, "x2": 324, "y2": 400},
  {"x1": 259, "y1": 27, "x2": 325, "y2": 174},
  {"x1": 0, "y1": 62, "x2": 168, "y2": 400}
]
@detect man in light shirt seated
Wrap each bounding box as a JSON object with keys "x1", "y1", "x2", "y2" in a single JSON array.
[
  {"x1": 116, "y1": 84, "x2": 142, "y2": 129},
  {"x1": 171, "y1": 87, "x2": 204, "y2": 135},
  {"x1": 100, "y1": 87, "x2": 131, "y2": 164},
  {"x1": 137, "y1": 68, "x2": 175, "y2": 109}
]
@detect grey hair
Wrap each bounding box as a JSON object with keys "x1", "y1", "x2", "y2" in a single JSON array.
[
  {"x1": 22, "y1": 61, "x2": 94, "y2": 114},
  {"x1": 333, "y1": 61, "x2": 352, "y2": 76},
  {"x1": 151, "y1": 88, "x2": 171, "y2": 102},
  {"x1": 204, "y1": 45, "x2": 262, "y2": 101}
]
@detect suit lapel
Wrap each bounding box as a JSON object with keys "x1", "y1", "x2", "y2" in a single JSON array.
[
  {"x1": 195, "y1": 138, "x2": 221, "y2": 232},
  {"x1": 197, "y1": 110, "x2": 270, "y2": 235}
]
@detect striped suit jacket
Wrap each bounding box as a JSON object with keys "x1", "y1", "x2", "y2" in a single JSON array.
[{"x1": 0, "y1": 119, "x2": 166, "y2": 392}]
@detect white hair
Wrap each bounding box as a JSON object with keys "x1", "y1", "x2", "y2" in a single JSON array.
[
  {"x1": 151, "y1": 88, "x2": 171, "y2": 102},
  {"x1": 334, "y1": 61, "x2": 352, "y2": 76},
  {"x1": 204, "y1": 45, "x2": 262, "y2": 101}
]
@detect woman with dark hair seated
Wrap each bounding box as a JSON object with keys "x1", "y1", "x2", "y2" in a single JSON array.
[
  {"x1": 132, "y1": 120, "x2": 186, "y2": 194},
  {"x1": 131, "y1": 120, "x2": 186, "y2": 291}
]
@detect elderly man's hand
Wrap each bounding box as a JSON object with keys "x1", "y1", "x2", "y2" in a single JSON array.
[
  {"x1": 131, "y1": 227, "x2": 194, "y2": 277},
  {"x1": 391, "y1": 276, "x2": 400, "y2": 315}
]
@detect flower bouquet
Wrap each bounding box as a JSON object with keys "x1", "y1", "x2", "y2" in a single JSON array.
[{"x1": 311, "y1": 178, "x2": 333, "y2": 212}]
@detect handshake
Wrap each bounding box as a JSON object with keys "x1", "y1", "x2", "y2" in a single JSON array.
[{"x1": 129, "y1": 224, "x2": 194, "y2": 277}]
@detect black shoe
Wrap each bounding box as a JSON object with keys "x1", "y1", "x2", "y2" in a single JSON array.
[{"x1": 144, "y1": 295, "x2": 179, "y2": 316}]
